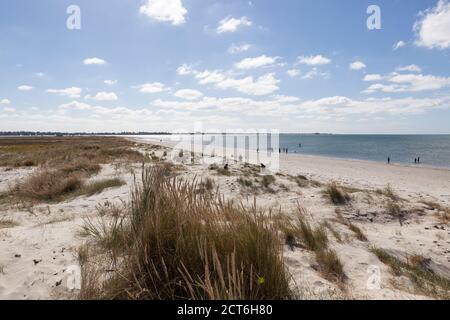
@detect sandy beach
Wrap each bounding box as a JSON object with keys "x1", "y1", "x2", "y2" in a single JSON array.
[{"x1": 1, "y1": 137, "x2": 449, "y2": 300}]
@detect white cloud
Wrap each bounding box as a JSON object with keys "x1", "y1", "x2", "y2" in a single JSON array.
[
  {"x1": 235, "y1": 55, "x2": 279, "y2": 69},
  {"x1": 174, "y1": 89, "x2": 203, "y2": 100},
  {"x1": 151, "y1": 93, "x2": 450, "y2": 119},
  {"x1": 349, "y1": 61, "x2": 366, "y2": 70},
  {"x1": 139, "y1": 0, "x2": 187, "y2": 26},
  {"x1": 59, "y1": 101, "x2": 93, "y2": 110},
  {"x1": 17, "y1": 85, "x2": 33, "y2": 91},
  {"x1": 396, "y1": 64, "x2": 422, "y2": 73},
  {"x1": 215, "y1": 73, "x2": 280, "y2": 96},
  {"x1": 46, "y1": 87, "x2": 82, "y2": 98},
  {"x1": 3, "y1": 107, "x2": 16, "y2": 113},
  {"x1": 135, "y1": 82, "x2": 168, "y2": 93},
  {"x1": 35, "y1": 72, "x2": 46, "y2": 78},
  {"x1": 217, "y1": 16, "x2": 252, "y2": 34},
  {"x1": 364, "y1": 73, "x2": 450, "y2": 93},
  {"x1": 0, "y1": 99, "x2": 11, "y2": 105},
  {"x1": 301, "y1": 68, "x2": 329, "y2": 80},
  {"x1": 85, "y1": 91, "x2": 118, "y2": 101},
  {"x1": 83, "y1": 57, "x2": 106, "y2": 65},
  {"x1": 364, "y1": 74, "x2": 383, "y2": 81},
  {"x1": 177, "y1": 64, "x2": 193, "y2": 75},
  {"x1": 414, "y1": 0, "x2": 450, "y2": 49},
  {"x1": 192, "y1": 68, "x2": 279, "y2": 95},
  {"x1": 287, "y1": 69, "x2": 301, "y2": 77},
  {"x1": 104, "y1": 80, "x2": 118, "y2": 85},
  {"x1": 297, "y1": 55, "x2": 331, "y2": 66},
  {"x1": 393, "y1": 41, "x2": 406, "y2": 50},
  {"x1": 228, "y1": 43, "x2": 251, "y2": 54},
  {"x1": 195, "y1": 70, "x2": 227, "y2": 84}
]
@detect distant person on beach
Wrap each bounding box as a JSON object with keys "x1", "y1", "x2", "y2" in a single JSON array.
[
  {"x1": 415, "y1": 158, "x2": 417, "y2": 164},
  {"x1": 388, "y1": 157, "x2": 390, "y2": 164},
  {"x1": 418, "y1": 157, "x2": 420, "y2": 164}
]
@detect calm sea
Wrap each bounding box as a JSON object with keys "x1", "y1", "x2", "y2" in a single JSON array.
[{"x1": 130, "y1": 134, "x2": 450, "y2": 169}]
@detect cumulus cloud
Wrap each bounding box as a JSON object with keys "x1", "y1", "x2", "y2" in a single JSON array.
[
  {"x1": 296, "y1": 55, "x2": 331, "y2": 66},
  {"x1": 83, "y1": 57, "x2": 107, "y2": 65},
  {"x1": 235, "y1": 55, "x2": 279, "y2": 69},
  {"x1": 174, "y1": 89, "x2": 203, "y2": 100},
  {"x1": 0, "y1": 99, "x2": 11, "y2": 105},
  {"x1": 364, "y1": 73, "x2": 450, "y2": 93},
  {"x1": 364, "y1": 74, "x2": 383, "y2": 81},
  {"x1": 349, "y1": 61, "x2": 366, "y2": 70},
  {"x1": 301, "y1": 68, "x2": 329, "y2": 80},
  {"x1": 135, "y1": 82, "x2": 168, "y2": 93},
  {"x1": 414, "y1": 0, "x2": 450, "y2": 49},
  {"x1": 151, "y1": 93, "x2": 450, "y2": 119},
  {"x1": 104, "y1": 80, "x2": 118, "y2": 85},
  {"x1": 393, "y1": 40, "x2": 406, "y2": 50},
  {"x1": 195, "y1": 70, "x2": 227, "y2": 85},
  {"x1": 287, "y1": 69, "x2": 301, "y2": 77},
  {"x1": 396, "y1": 64, "x2": 422, "y2": 73},
  {"x1": 3, "y1": 107, "x2": 16, "y2": 113},
  {"x1": 17, "y1": 85, "x2": 33, "y2": 91},
  {"x1": 217, "y1": 16, "x2": 252, "y2": 34},
  {"x1": 85, "y1": 91, "x2": 118, "y2": 101},
  {"x1": 190, "y1": 67, "x2": 279, "y2": 95},
  {"x1": 215, "y1": 73, "x2": 280, "y2": 95},
  {"x1": 177, "y1": 64, "x2": 193, "y2": 75},
  {"x1": 46, "y1": 87, "x2": 82, "y2": 98},
  {"x1": 228, "y1": 43, "x2": 251, "y2": 54},
  {"x1": 139, "y1": 0, "x2": 187, "y2": 26}
]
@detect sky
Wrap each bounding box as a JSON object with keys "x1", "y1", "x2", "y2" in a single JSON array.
[{"x1": 1, "y1": 0, "x2": 450, "y2": 134}]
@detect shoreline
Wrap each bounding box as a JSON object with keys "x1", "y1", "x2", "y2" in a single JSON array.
[
  {"x1": 131, "y1": 137, "x2": 450, "y2": 203},
  {"x1": 127, "y1": 136, "x2": 450, "y2": 172}
]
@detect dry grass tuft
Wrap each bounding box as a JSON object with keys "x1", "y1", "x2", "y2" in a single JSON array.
[
  {"x1": 322, "y1": 221, "x2": 343, "y2": 243},
  {"x1": 0, "y1": 218, "x2": 18, "y2": 229},
  {"x1": 281, "y1": 209, "x2": 346, "y2": 284},
  {"x1": 372, "y1": 248, "x2": 450, "y2": 299},
  {"x1": 9, "y1": 169, "x2": 125, "y2": 202},
  {"x1": 420, "y1": 200, "x2": 450, "y2": 224},
  {"x1": 261, "y1": 175, "x2": 276, "y2": 189},
  {"x1": 197, "y1": 177, "x2": 216, "y2": 194},
  {"x1": 376, "y1": 184, "x2": 399, "y2": 201},
  {"x1": 335, "y1": 212, "x2": 368, "y2": 242},
  {"x1": 0, "y1": 136, "x2": 146, "y2": 168},
  {"x1": 79, "y1": 178, "x2": 126, "y2": 197},
  {"x1": 325, "y1": 183, "x2": 351, "y2": 205},
  {"x1": 79, "y1": 165, "x2": 293, "y2": 300},
  {"x1": 10, "y1": 170, "x2": 83, "y2": 201}
]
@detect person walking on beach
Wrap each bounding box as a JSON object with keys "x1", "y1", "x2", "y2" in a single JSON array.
[
  {"x1": 387, "y1": 157, "x2": 390, "y2": 164},
  {"x1": 414, "y1": 158, "x2": 417, "y2": 164},
  {"x1": 418, "y1": 157, "x2": 420, "y2": 164}
]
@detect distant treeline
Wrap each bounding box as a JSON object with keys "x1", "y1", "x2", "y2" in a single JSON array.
[{"x1": 0, "y1": 132, "x2": 173, "y2": 136}]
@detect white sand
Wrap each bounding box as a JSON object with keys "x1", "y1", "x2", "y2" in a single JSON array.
[{"x1": 1, "y1": 139, "x2": 449, "y2": 300}]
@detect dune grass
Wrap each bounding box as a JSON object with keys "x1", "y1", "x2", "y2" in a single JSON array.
[
  {"x1": 8, "y1": 167, "x2": 125, "y2": 202},
  {"x1": 79, "y1": 165, "x2": 293, "y2": 300},
  {"x1": 420, "y1": 200, "x2": 450, "y2": 224},
  {"x1": 371, "y1": 248, "x2": 450, "y2": 299},
  {"x1": 280, "y1": 210, "x2": 346, "y2": 284},
  {"x1": 0, "y1": 136, "x2": 146, "y2": 168},
  {"x1": 325, "y1": 183, "x2": 351, "y2": 205},
  {"x1": 335, "y1": 211, "x2": 368, "y2": 242},
  {"x1": 376, "y1": 184, "x2": 399, "y2": 201},
  {"x1": 0, "y1": 218, "x2": 18, "y2": 229}
]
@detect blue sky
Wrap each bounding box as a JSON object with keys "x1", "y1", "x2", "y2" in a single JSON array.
[{"x1": 1, "y1": 0, "x2": 450, "y2": 133}]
